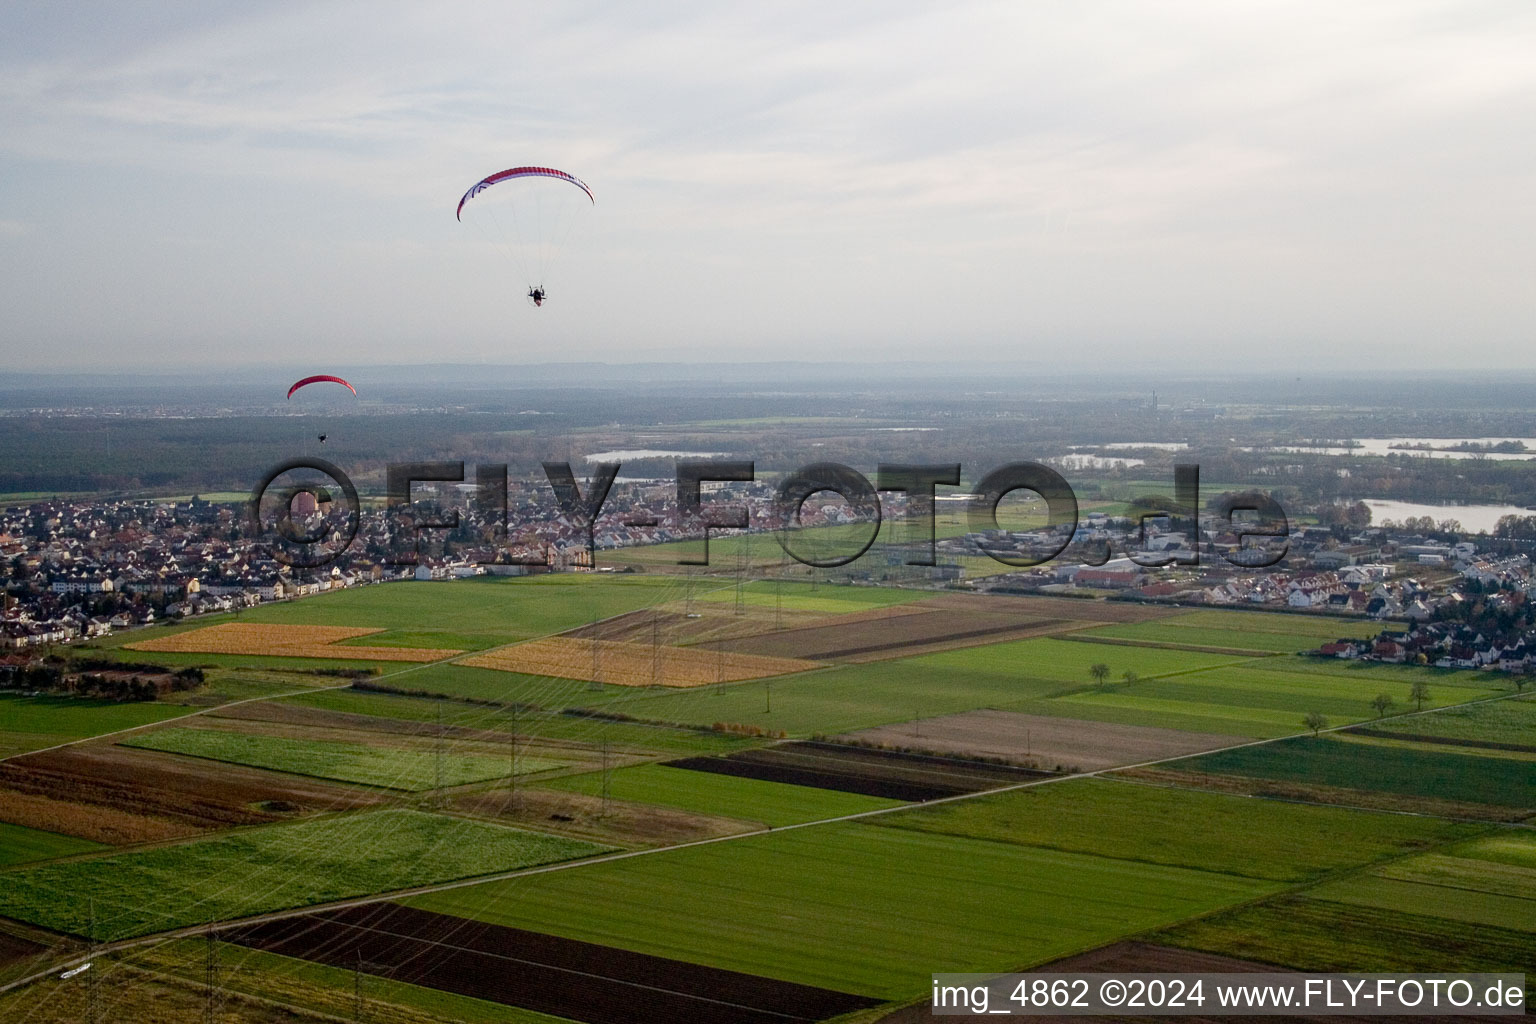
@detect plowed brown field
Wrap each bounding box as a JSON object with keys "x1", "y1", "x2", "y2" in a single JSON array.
[
  {"x1": 0, "y1": 744, "x2": 384, "y2": 843},
  {"x1": 843, "y1": 710, "x2": 1245, "y2": 772}
]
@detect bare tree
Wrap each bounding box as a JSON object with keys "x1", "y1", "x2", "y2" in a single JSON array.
[
  {"x1": 1303, "y1": 711, "x2": 1328, "y2": 736},
  {"x1": 1370, "y1": 693, "x2": 1394, "y2": 718},
  {"x1": 1089, "y1": 663, "x2": 1110, "y2": 689},
  {"x1": 1121, "y1": 670, "x2": 1139, "y2": 687},
  {"x1": 1410, "y1": 681, "x2": 1430, "y2": 711}
]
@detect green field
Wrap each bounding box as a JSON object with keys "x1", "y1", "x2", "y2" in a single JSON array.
[
  {"x1": 1173, "y1": 734, "x2": 1536, "y2": 807},
  {"x1": 872, "y1": 778, "x2": 1474, "y2": 882},
  {"x1": 0, "y1": 809, "x2": 608, "y2": 941},
  {"x1": 1157, "y1": 609, "x2": 1385, "y2": 639},
  {"x1": 1366, "y1": 694, "x2": 1536, "y2": 746},
  {"x1": 1158, "y1": 896, "x2": 1536, "y2": 998},
  {"x1": 1019, "y1": 663, "x2": 1504, "y2": 738},
  {"x1": 96, "y1": 575, "x2": 694, "y2": 662},
  {"x1": 406, "y1": 821, "x2": 1277, "y2": 999},
  {"x1": 0, "y1": 693, "x2": 199, "y2": 757},
  {"x1": 1308, "y1": 832, "x2": 1536, "y2": 933},
  {"x1": 541, "y1": 763, "x2": 901, "y2": 826},
  {"x1": 0, "y1": 821, "x2": 107, "y2": 868},
  {"x1": 121, "y1": 726, "x2": 562, "y2": 790},
  {"x1": 576, "y1": 638, "x2": 1249, "y2": 737},
  {"x1": 1082, "y1": 622, "x2": 1359, "y2": 654}
]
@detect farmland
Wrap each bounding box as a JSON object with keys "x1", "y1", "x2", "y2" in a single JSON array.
[
  {"x1": 462, "y1": 636, "x2": 821, "y2": 686},
  {"x1": 1361, "y1": 693, "x2": 1536, "y2": 747},
  {"x1": 128, "y1": 621, "x2": 464, "y2": 661},
  {"x1": 279, "y1": 687, "x2": 755, "y2": 754},
  {"x1": 1157, "y1": 897, "x2": 1536, "y2": 1004},
  {"x1": 0, "y1": 809, "x2": 608, "y2": 941},
  {"x1": 125, "y1": 938, "x2": 576, "y2": 1024},
  {"x1": 695, "y1": 579, "x2": 931, "y2": 613},
  {"x1": 541, "y1": 762, "x2": 902, "y2": 826},
  {"x1": 406, "y1": 821, "x2": 1277, "y2": 1000},
  {"x1": 1171, "y1": 733, "x2": 1536, "y2": 808},
  {"x1": 1307, "y1": 832, "x2": 1536, "y2": 933},
  {"x1": 0, "y1": 741, "x2": 388, "y2": 843},
  {"x1": 0, "y1": 821, "x2": 105, "y2": 868},
  {"x1": 0, "y1": 693, "x2": 198, "y2": 757},
  {"x1": 666, "y1": 741, "x2": 1044, "y2": 800},
  {"x1": 120, "y1": 726, "x2": 562, "y2": 790},
  {"x1": 870, "y1": 777, "x2": 1474, "y2": 882},
  {"x1": 5, "y1": 576, "x2": 1533, "y2": 1020},
  {"x1": 840, "y1": 709, "x2": 1242, "y2": 770}
]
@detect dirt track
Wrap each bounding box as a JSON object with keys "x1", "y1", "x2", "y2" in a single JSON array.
[
  {"x1": 226, "y1": 902, "x2": 881, "y2": 1024},
  {"x1": 842, "y1": 711, "x2": 1246, "y2": 772}
]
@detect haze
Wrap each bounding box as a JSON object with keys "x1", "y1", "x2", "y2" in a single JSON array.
[{"x1": 1, "y1": 1, "x2": 1532, "y2": 371}]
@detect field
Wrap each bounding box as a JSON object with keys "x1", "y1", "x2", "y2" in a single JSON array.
[
  {"x1": 541, "y1": 763, "x2": 902, "y2": 826},
  {"x1": 0, "y1": 693, "x2": 198, "y2": 757},
  {"x1": 1361, "y1": 693, "x2": 1536, "y2": 748},
  {"x1": 405, "y1": 821, "x2": 1277, "y2": 1000},
  {"x1": 0, "y1": 741, "x2": 387, "y2": 843},
  {"x1": 0, "y1": 821, "x2": 105, "y2": 868},
  {"x1": 1079, "y1": 621, "x2": 1374, "y2": 653},
  {"x1": 123, "y1": 938, "x2": 578, "y2": 1024},
  {"x1": 1307, "y1": 832, "x2": 1536, "y2": 933},
  {"x1": 841, "y1": 709, "x2": 1243, "y2": 771},
  {"x1": 278, "y1": 687, "x2": 756, "y2": 755},
  {"x1": 228, "y1": 903, "x2": 882, "y2": 1024},
  {"x1": 666, "y1": 741, "x2": 1044, "y2": 800},
  {"x1": 1157, "y1": 897, "x2": 1536, "y2": 1005},
  {"x1": 695, "y1": 580, "x2": 931, "y2": 614},
  {"x1": 870, "y1": 777, "x2": 1474, "y2": 882},
  {"x1": 703, "y1": 605, "x2": 1098, "y2": 662},
  {"x1": 7, "y1": 577, "x2": 1532, "y2": 1020},
  {"x1": 1172, "y1": 733, "x2": 1536, "y2": 809},
  {"x1": 462, "y1": 636, "x2": 822, "y2": 686},
  {"x1": 120, "y1": 726, "x2": 562, "y2": 791},
  {"x1": 1014, "y1": 663, "x2": 1506, "y2": 738},
  {"x1": 128, "y1": 622, "x2": 464, "y2": 661},
  {"x1": 234, "y1": 575, "x2": 690, "y2": 639},
  {"x1": 570, "y1": 637, "x2": 1251, "y2": 737},
  {"x1": 0, "y1": 808, "x2": 608, "y2": 941}
]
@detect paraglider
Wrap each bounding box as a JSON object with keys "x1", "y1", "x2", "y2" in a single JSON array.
[
  {"x1": 286, "y1": 375, "x2": 356, "y2": 400},
  {"x1": 457, "y1": 166, "x2": 593, "y2": 307}
]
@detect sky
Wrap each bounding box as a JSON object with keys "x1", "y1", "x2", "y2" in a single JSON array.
[{"x1": 1, "y1": 0, "x2": 1533, "y2": 372}]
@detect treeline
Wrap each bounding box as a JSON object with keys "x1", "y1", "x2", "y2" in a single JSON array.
[{"x1": 2, "y1": 659, "x2": 204, "y2": 701}]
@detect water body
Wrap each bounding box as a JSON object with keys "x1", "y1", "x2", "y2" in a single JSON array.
[
  {"x1": 583, "y1": 449, "x2": 728, "y2": 462},
  {"x1": 1361, "y1": 499, "x2": 1535, "y2": 534},
  {"x1": 1263, "y1": 437, "x2": 1536, "y2": 462}
]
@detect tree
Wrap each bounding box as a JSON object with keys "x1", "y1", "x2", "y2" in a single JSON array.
[
  {"x1": 1121, "y1": 670, "x2": 1139, "y2": 687},
  {"x1": 1370, "y1": 693, "x2": 1394, "y2": 718},
  {"x1": 1089, "y1": 663, "x2": 1110, "y2": 689},
  {"x1": 1409, "y1": 681, "x2": 1430, "y2": 710},
  {"x1": 1303, "y1": 711, "x2": 1328, "y2": 736},
  {"x1": 1517, "y1": 668, "x2": 1532, "y2": 694}
]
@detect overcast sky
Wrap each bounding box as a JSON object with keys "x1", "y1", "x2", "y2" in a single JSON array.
[{"x1": 1, "y1": 1, "x2": 1532, "y2": 372}]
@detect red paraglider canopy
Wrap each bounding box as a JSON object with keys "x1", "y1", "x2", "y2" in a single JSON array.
[{"x1": 287, "y1": 375, "x2": 356, "y2": 400}]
